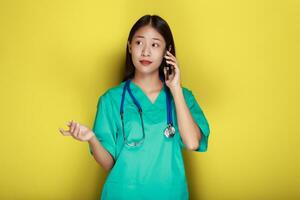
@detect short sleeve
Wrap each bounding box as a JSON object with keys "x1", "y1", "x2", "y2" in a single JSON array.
[
  {"x1": 89, "y1": 92, "x2": 117, "y2": 160},
  {"x1": 179, "y1": 89, "x2": 210, "y2": 152}
]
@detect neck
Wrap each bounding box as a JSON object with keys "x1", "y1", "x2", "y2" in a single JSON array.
[{"x1": 131, "y1": 71, "x2": 163, "y2": 93}]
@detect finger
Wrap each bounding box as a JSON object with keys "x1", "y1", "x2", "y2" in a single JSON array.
[
  {"x1": 173, "y1": 64, "x2": 180, "y2": 74},
  {"x1": 76, "y1": 124, "x2": 82, "y2": 140},
  {"x1": 74, "y1": 123, "x2": 80, "y2": 138},
  {"x1": 166, "y1": 60, "x2": 177, "y2": 67},
  {"x1": 169, "y1": 66, "x2": 176, "y2": 77},
  {"x1": 166, "y1": 60, "x2": 180, "y2": 73},
  {"x1": 77, "y1": 126, "x2": 82, "y2": 140},
  {"x1": 163, "y1": 67, "x2": 169, "y2": 81},
  {"x1": 72, "y1": 122, "x2": 78, "y2": 138},
  {"x1": 171, "y1": 65, "x2": 177, "y2": 72},
  {"x1": 70, "y1": 123, "x2": 77, "y2": 139},
  {"x1": 164, "y1": 54, "x2": 176, "y2": 63},
  {"x1": 164, "y1": 55, "x2": 176, "y2": 64},
  {"x1": 59, "y1": 128, "x2": 71, "y2": 136},
  {"x1": 76, "y1": 123, "x2": 82, "y2": 138},
  {"x1": 166, "y1": 51, "x2": 176, "y2": 59},
  {"x1": 71, "y1": 120, "x2": 75, "y2": 133}
]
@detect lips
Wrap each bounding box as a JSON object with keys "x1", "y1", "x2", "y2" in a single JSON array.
[{"x1": 140, "y1": 60, "x2": 153, "y2": 65}]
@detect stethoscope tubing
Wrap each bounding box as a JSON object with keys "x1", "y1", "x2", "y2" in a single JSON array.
[{"x1": 120, "y1": 79, "x2": 174, "y2": 147}]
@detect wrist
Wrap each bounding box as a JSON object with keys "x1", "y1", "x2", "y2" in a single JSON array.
[
  {"x1": 88, "y1": 133, "x2": 96, "y2": 143},
  {"x1": 170, "y1": 85, "x2": 183, "y2": 96}
]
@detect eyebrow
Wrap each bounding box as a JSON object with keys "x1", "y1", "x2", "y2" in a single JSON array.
[{"x1": 134, "y1": 35, "x2": 161, "y2": 41}]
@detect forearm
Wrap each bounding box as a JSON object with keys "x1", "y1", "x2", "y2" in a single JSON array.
[
  {"x1": 171, "y1": 87, "x2": 201, "y2": 150},
  {"x1": 88, "y1": 135, "x2": 115, "y2": 171}
]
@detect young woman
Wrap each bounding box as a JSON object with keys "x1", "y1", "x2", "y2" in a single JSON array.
[{"x1": 59, "y1": 14, "x2": 210, "y2": 200}]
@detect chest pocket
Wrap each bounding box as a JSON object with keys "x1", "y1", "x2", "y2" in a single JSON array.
[{"x1": 122, "y1": 105, "x2": 144, "y2": 142}]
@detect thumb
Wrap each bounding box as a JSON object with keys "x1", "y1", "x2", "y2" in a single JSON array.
[
  {"x1": 59, "y1": 128, "x2": 71, "y2": 136},
  {"x1": 163, "y1": 67, "x2": 167, "y2": 76}
]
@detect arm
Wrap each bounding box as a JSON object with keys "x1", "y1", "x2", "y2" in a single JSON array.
[
  {"x1": 88, "y1": 135, "x2": 115, "y2": 171},
  {"x1": 59, "y1": 120, "x2": 115, "y2": 171},
  {"x1": 171, "y1": 87, "x2": 201, "y2": 150}
]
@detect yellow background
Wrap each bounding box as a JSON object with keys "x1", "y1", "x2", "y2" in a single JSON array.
[{"x1": 0, "y1": 0, "x2": 299, "y2": 199}]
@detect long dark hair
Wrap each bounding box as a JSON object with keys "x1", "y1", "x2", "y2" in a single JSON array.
[{"x1": 122, "y1": 14, "x2": 176, "y2": 82}]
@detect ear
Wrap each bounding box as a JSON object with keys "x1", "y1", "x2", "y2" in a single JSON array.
[{"x1": 127, "y1": 41, "x2": 131, "y2": 54}]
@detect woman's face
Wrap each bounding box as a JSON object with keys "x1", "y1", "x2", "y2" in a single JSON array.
[{"x1": 128, "y1": 25, "x2": 166, "y2": 76}]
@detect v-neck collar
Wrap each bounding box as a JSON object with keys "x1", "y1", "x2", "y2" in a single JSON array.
[{"x1": 127, "y1": 79, "x2": 166, "y2": 109}]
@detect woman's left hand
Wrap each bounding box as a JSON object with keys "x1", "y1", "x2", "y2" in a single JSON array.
[{"x1": 163, "y1": 50, "x2": 181, "y2": 91}]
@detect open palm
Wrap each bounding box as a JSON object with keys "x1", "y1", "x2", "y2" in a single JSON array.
[{"x1": 59, "y1": 120, "x2": 95, "y2": 142}]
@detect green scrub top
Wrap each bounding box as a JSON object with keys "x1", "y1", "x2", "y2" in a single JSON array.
[{"x1": 89, "y1": 80, "x2": 210, "y2": 200}]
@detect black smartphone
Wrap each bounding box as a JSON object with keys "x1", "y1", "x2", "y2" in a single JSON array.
[{"x1": 164, "y1": 45, "x2": 173, "y2": 80}]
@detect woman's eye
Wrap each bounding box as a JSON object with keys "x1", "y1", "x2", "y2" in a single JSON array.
[
  {"x1": 135, "y1": 41, "x2": 142, "y2": 45},
  {"x1": 153, "y1": 43, "x2": 159, "y2": 47}
]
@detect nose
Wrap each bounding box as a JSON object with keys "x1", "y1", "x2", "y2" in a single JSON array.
[{"x1": 141, "y1": 44, "x2": 151, "y2": 56}]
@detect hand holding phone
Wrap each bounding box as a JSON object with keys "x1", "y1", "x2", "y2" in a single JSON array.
[{"x1": 164, "y1": 45, "x2": 173, "y2": 81}]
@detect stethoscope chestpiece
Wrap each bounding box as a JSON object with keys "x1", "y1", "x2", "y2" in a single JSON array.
[{"x1": 164, "y1": 123, "x2": 176, "y2": 138}]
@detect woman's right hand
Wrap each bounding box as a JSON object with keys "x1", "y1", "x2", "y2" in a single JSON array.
[{"x1": 59, "y1": 120, "x2": 95, "y2": 142}]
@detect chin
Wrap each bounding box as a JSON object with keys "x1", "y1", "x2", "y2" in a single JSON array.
[{"x1": 135, "y1": 67, "x2": 159, "y2": 75}]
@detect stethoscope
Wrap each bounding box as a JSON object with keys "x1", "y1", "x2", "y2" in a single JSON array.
[{"x1": 120, "y1": 78, "x2": 175, "y2": 147}]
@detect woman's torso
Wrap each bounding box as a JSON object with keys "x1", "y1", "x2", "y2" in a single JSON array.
[{"x1": 100, "y1": 81, "x2": 190, "y2": 200}]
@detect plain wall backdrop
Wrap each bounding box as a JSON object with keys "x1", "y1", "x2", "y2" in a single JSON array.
[{"x1": 0, "y1": 0, "x2": 299, "y2": 199}]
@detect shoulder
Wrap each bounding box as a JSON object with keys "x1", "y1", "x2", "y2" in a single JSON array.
[
  {"x1": 180, "y1": 86, "x2": 200, "y2": 108},
  {"x1": 181, "y1": 86, "x2": 194, "y2": 100},
  {"x1": 182, "y1": 86, "x2": 193, "y2": 96},
  {"x1": 96, "y1": 81, "x2": 126, "y2": 104}
]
